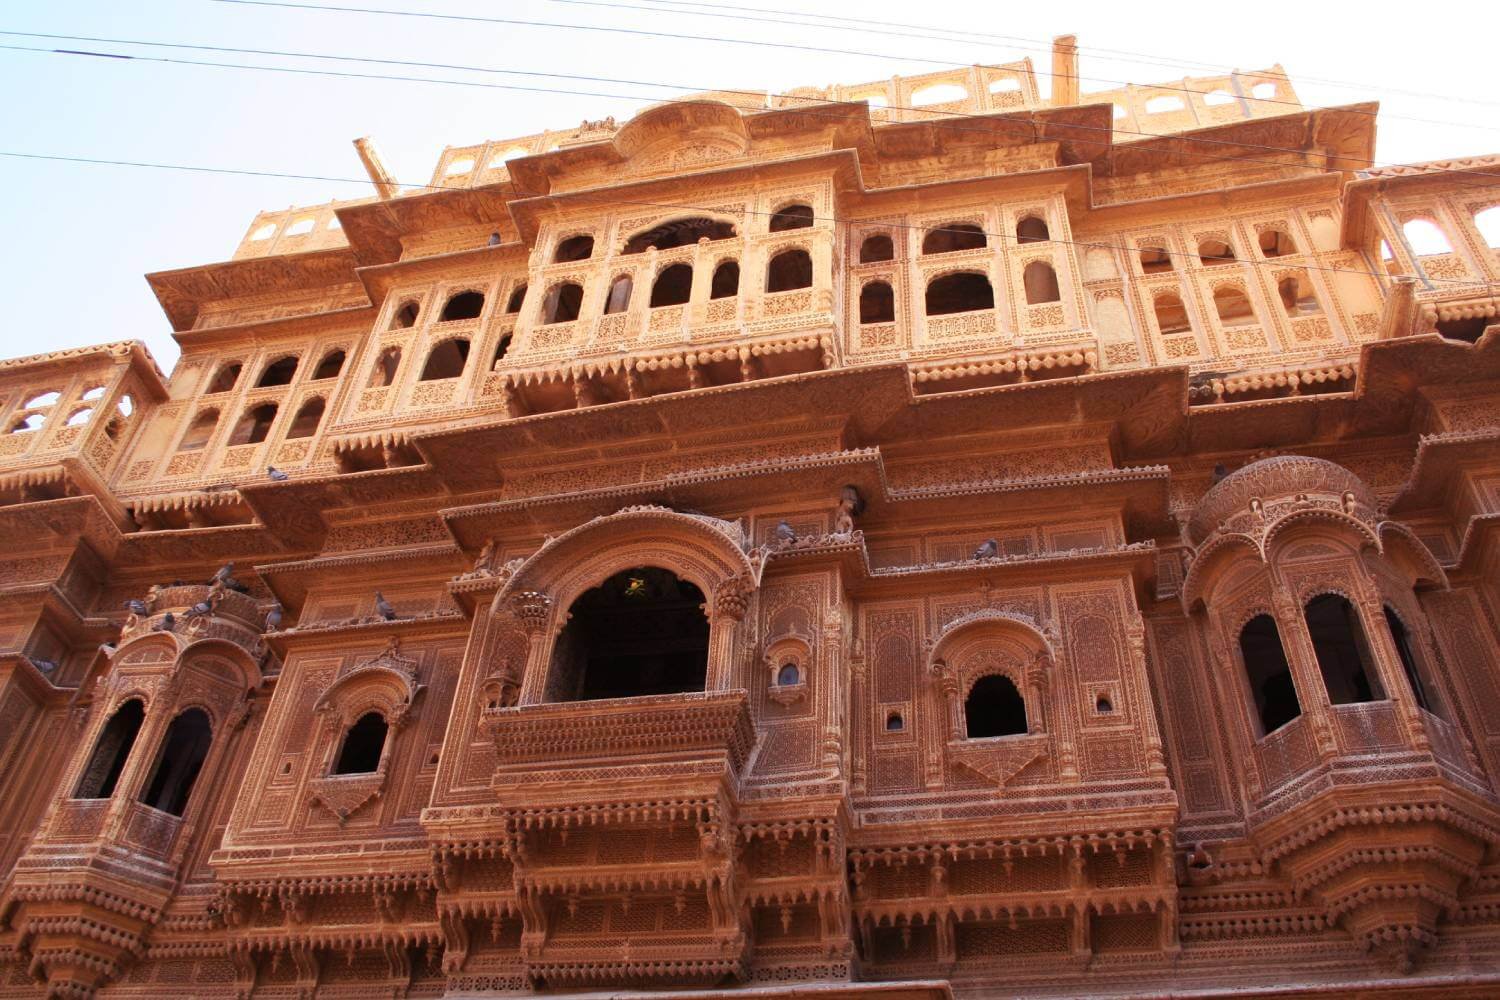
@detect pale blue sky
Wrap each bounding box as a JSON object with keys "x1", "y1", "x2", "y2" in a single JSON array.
[{"x1": 2, "y1": 0, "x2": 1494, "y2": 371}]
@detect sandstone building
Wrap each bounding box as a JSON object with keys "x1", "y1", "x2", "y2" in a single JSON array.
[{"x1": 2, "y1": 36, "x2": 1500, "y2": 999}]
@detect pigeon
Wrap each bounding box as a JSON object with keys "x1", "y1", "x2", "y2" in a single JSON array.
[
  {"x1": 123, "y1": 598, "x2": 149, "y2": 616},
  {"x1": 1210, "y1": 463, "x2": 1230, "y2": 484},
  {"x1": 154, "y1": 612, "x2": 176, "y2": 632},
  {"x1": 487, "y1": 232, "x2": 502, "y2": 247},
  {"x1": 267, "y1": 466, "x2": 289, "y2": 482},
  {"x1": 31, "y1": 658, "x2": 57, "y2": 674},
  {"x1": 773, "y1": 520, "x2": 797, "y2": 546},
  {"x1": 186, "y1": 601, "x2": 214, "y2": 618},
  {"x1": 374, "y1": 592, "x2": 397, "y2": 621},
  {"x1": 211, "y1": 562, "x2": 236, "y2": 586},
  {"x1": 972, "y1": 538, "x2": 999, "y2": 560},
  {"x1": 265, "y1": 604, "x2": 283, "y2": 631}
]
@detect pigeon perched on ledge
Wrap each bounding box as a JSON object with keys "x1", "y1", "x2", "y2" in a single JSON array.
[
  {"x1": 267, "y1": 466, "x2": 289, "y2": 482},
  {"x1": 265, "y1": 603, "x2": 283, "y2": 631},
  {"x1": 972, "y1": 538, "x2": 999, "y2": 560},
  {"x1": 374, "y1": 592, "x2": 397, "y2": 621},
  {"x1": 123, "y1": 598, "x2": 149, "y2": 616},
  {"x1": 773, "y1": 520, "x2": 797, "y2": 547}
]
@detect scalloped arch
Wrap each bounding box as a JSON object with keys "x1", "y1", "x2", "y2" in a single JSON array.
[
  {"x1": 1180, "y1": 532, "x2": 1263, "y2": 611},
  {"x1": 1377, "y1": 521, "x2": 1449, "y2": 590},
  {"x1": 928, "y1": 608, "x2": 1053, "y2": 674},
  {"x1": 613, "y1": 100, "x2": 749, "y2": 160},
  {"x1": 1263, "y1": 508, "x2": 1380, "y2": 558}
]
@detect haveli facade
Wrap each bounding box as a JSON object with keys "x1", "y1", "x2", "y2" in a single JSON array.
[{"x1": 2, "y1": 35, "x2": 1500, "y2": 1000}]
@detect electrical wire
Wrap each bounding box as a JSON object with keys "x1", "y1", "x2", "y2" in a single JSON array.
[
  {"x1": 2, "y1": 148, "x2": 1491, "y2": 289},
  {"x1": 207, "y1": 0, "x2": 1500, "y2": 132},
  {"x1": 6, "y1": 35, "x2": 1500, "y2": 188}
]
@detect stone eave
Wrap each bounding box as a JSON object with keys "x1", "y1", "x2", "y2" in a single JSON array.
[
  {"x1": 1182, "y1": 392, "x2": 1359, "y2": 455},
  {"x1": 170, "y1": 304, "x2": 378, "y2": 351},
  {"x1": 1077, "y1": 170, "x2": 1342, "y2": 229},
  {"x1": 1356, "y1": 333, "x2": 1500, "y2": 418},
  {"x1": 0, "y1": 652, "x2": 69, "y2": 700},
  {"x1": 1388, "y1": 429, "x2": 1500, "y2": 514},
  {"x1": 1449, "y1": 512, "x2": 1500, "y2": 577},
  {"x1": 1341, "y1": 155, "x2": 1500, "y2": 250},
  {"x1": 852, "y1": 541, "x2": 1157, "y2": 599},
  {"x1": 354, "y1": 239, "x2": 529, "y2": 305},
  {"x1": 146, "y1": 246, "x2": 364, "y2": 333},
  {"x1": 847, "y1": 803, "x2": 1178, "y2": 852},
  {"x1": 264, "y1": 610, "x2": 468, "y2": 652},
  {"x1": 0, "y1": 494, "x2": 124, "y2": 562},
  {"x1": 334, "y1": 182, "x2": 518, "y2": 266},
  {"x1": 865, "y1": 102, "x2": 1114, "y2": 170},
  {"x1": 254, "y1": 542, "x2": 465, "y2": 613},
  {"x1": 238, "y1": 462, "x2": 451, "y2": 547},
  {"x1": 114, "y1": 521, "x2": 298, "y2": 569},
  {"x1": 849, "y1": 163, "x2": 1093, "y2": 218},
  {"x1": 0, "y1": 340, "x2": 168, "y2": 401}
]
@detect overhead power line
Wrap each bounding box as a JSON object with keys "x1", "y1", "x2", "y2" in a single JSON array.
[
  {"x1": 612, "y1": 0, "x2": 1500, "y2": 109},
  {"x1": 5, "y1": 36, "x2": 1500, "y2": 188},
  {"x1": 206, "y1": 0, "x2": 1500, "y2": 132},
  {"x1": 1, "y1": 148, "x2": 1492, "y2": 290}
]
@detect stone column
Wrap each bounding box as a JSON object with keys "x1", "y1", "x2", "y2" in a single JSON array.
[
  {"x1": 1270, "y1": 578, "x2": 1337, "y2": 757},
  {"x1": 707, "y1": 575, "x2": 752, "y2": 692},
  {"x1": 511, "y1": 592, "x2": 555, "y2": 706}
]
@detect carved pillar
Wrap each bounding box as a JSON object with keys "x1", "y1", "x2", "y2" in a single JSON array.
[
  {"x1": 1354, "y1": 585, "x2": 1430, "y2": 751},
  {"x1": 1126, "y1": 614, "x2": 1170, "y2": 778},
  {"x1": 1206, "y1": 616, "x2": 1264, "y2": 803},
  {"x1": 925, "y1": 659, "x2": 958, "y2": 788},
  {"x1": 707, "y1": 574, "x2": 751, "y2": 692},
  {"x1": 849, "y1": 644, "x2": 869, "y2": 795},
  {"x1": 819, "y1": 605, "x2": 843, "y2": 773},
  {"x1": 1039, "y1": 649, "x2": 1081, "y2": 783},
  {"x1": 511, "y1": 591, "x2": 555, "y2": 706},
  {"x1": 1270, "y1": 577, "x2": 1338, "y2": 757}
]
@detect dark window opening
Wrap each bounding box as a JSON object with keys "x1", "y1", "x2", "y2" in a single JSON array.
[
  {"x1": 769, "y1": 204, "x2": 814, "y2": 231},
  {"x1": 1435, "y1": 316, "x2": 1492, "y2": 344},
  {"x1": 1304, "y1": 594, "x2": 1385, "y2": 705},
  {"x1": 1214, "y1": 286, "x2": 1255, "y2": 325},
  {"x1": 541, "y1": 282, "x2": 584, "y2": 324},
  {"x1": 256, "y1": 356, "x2": 299, "y2": 388},
  {"x1": 1023, "y1": 261, "x2": 1061, "y2": 304},
  {"x1": 333, "y1": 712, "x2": 388, "y2": 775},
  {"x1": 391, "y1": 302, "x2": 420, "y2": 329},
  {"x1": 547, "y1": 566, "x2": 709, "y2": 702},
  {"x1": 76, "y1": 699, "x2": 145, "y2": 799},
  {"x1": 885, "y1": 712, "x2": 904, "y2": 732},
  {"x1": 505, "y1": 285, "x2": 528, "y2": 314},
  {"x1": 651, "y1": 264, "x2": 694, "y2": 307},
  {"x1": 623, "y1": 217, "x2": 737, "y2": 254},
  {"x1": 206, "y1": 363, "x2": 241, "y2": 394},
  {"x1": 925, "y1": 272, "x2": 994, "y2": 315},
  {"x1": 178, "y1": 410, "x2": 219, "y2": 451},
  {"x1": 1016, "y1": 216, "x2": 1050, "y2": 243},
  {"x1": 1199, "y1": 239, "x2": 1235, "y2": 266},
  {"x1": 1096, "y1": 694, "x2": 1113, "y2": 713},
  {"x1": 1260, "y1": 229, "x2": 1297, "y2": 257},
  {"x1": 860, "y1": 234, "x2": 894, "y2": 263},
  {"x1": 313, "y1": 350, "x2": 345, "y2": 380},
  {"x1": 229, "y1": 403, "x2": 278, "y2": 446},
  {"x1": 922, "y1": 223, "x2": 987, "y2": 255},
  {"x1": 1278, "y1": 276, "x2": 1319, "y2": 316},
  {"x1": 766, "y1": 249, "x2": 813, "y2": 293},
  {"x1": 420, "y1": 338, "x2": 471, "y2": 380},
  {"x1": 860, "y1": 281, "x2": 895, "y2": 324},
  {"x1": 1238, "y1": 614, "x2": 1301, "y2": 735},
  {"x1": 286, "y1": 398, "x2": 325, "y2": 439},
  {"x1": 777, "y1": 663, "x2": 800, "y2": 686},
  {"x1": 139, "y1": 708, "x2": 211, "y2": 817},
  {"x1": 492, "y1": 334, "x2": 513, "y2": 367},
  {"x1": 965, "y1": 674, "x2": 1027, "y2": 738},
  {"x1": 1140, "y1": 247, "x2": 1174, "y2": 274},
  {"x1": 604, "y1": 275, "x2": 633, "y2": 314},
  {"x1": 554, "y1": 234, "x2": 595, "y2": 263},
  {"x1": 440, "y1": 291, "x2": 485, "y2": 322},
  {"x1": 371, "y1": 347, "x2": 402, "y2": 387},
  {"x1": 1154, "y1": 294, "x2": 1191, "y2": 334},
  {"x1": 711, "y1": 261, "x2": 740, "y2": 299},
  {"x1": 1384, "y1": 606, "x2": 1435, "y2": 714}
]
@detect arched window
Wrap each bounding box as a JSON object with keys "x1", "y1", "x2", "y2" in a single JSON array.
[
  {"x1": 1213, "y1": 286, "x2": 1255, "y2": 325},
  {"x1": 1278, "y1": 275, "x2": 1320, "y2": 316},
  {"x1": 505, "y1": 284, "x2": 528, "y2": 314},
  {"x1": 912, "y1": 83, "x2": 967, "y2": 106},
  {"x1": 1016, "y1": 216, "x2": 1050, "y2": 244},
  {"x1": 766, "y1": 249, "x2": 813, "y2": 292},
  {"x1": 24, "y1": 391, "x2": 59, "y2": 409},
  {"x1": 1145, "y1": 94, "x2": 1186, "y2": 114},
  {"x1": 333, "y1": 712, "x2": 388, "y2": 775},
  {"x1": 1199, "y1": 239, "x2": 1235, "y2": 266},
  {"x1": 492, "y1": 334, "x2": 513, "y2": 367},
  {"x1": 1139, "y1": 246, "x2": 1174, "y2": 274},
  {"x1": 1304, "y1": 594, "x2": 1384, "y2": 704},
  {"x1": 554, "y1": 234, "x2": 595, "y2": 263},
  {"x1": 1022, "y1": 261, "x2": 1061, "y2": 304},
  {"x1": 230, "y1": 403, "x2": 278, "y2": 446},
  {"x1": 711, "y1": 260, "x2": 740, "y2": 299},
  {"x1": 622, "y1": 217, "x2": 736, "y2": 254},
  {"x1": 776, "y1": 663, "x2": 800, "y2": 686},
  {"x1": 964, "y1": 675, "x2": 1027, "y2": 738},
  {"x1": 440, "y1": 290, "x2": 485, "y2": 322},
  {"x1": 541, "y1": 282, "x2": 584, "y2": 324},
  {"x1": 548, "y1": 567, "x2": 709, "y2": 702},
  {"x1": 1203, "y1": 89, "x2": 1236, "y2": 106},
  {"x1": 922, "y1": 223, "x2": 986, "y2": 255},
  {"x1": 178, "y1": 409, "x2": 219, "y2": 451},
  {"x1": 1259, "y1": 228, "x2": 1297, "y2": 257},
  {"x1": 926, "y1": 272, "x2": 994, "y2": 315},
  {"x1": 370, "y1": 347, "x2": 402, "y2": 387},
  {"x1": 75, "y1": 699, "x2": 145, "y2": 799},
  {"x1": 769, "y1": 204, "x2": 814, "y2": 232},
  {"x1": 391, "y1": 301, "x2": 419, "y2": 329},
  {"x1": 651, "y1": 264, "x2": 694, "y2": 307},
  {"x1": 1154, "y1": 293, "x2": 1191, "y2": 334},
  {"x1": 256, "y1": 356, "x2": 299, "y2": 388},
  {"x1": 1384, "y1": 606, "x2": 1436, "y2": 714},
  {"x1": 859, "y1": 281, "x2": 895, "y2": 324},
  {"x1": 286, "y1": 398, "x2": 325, "y2": 438},
  {"x1": 139, "y1": 708, "x2": 211, "y2": 816},
  {"x1": 885, "y1": 711, "x2": 904, "y2": 732},
  {"x1": 1238, "y1": 615, "x2": 1300, "y2": 735},
  {"x1": 206, "y1": 362, "x2": 242, "y2": 394},
  {"x1": 1403, "y1": 219, "x2": 1451, "y2": 256},
  {"x1": 1476, "y1": 206, "x2": 1500, "y2": 249},
  {"x1": 313, "y1": 350, "x2": 345, "y2": 380},
  {"x1": 420, "y1": 338, "x2": 471, "y2": 380},
  {"x1": 860, "y1": 234, "x2": 894, "y2": 263},
  {"x1": 603, "y1": 275, "x2": 633, "y2": 314},
  {"x1": 66, "y1": 408, "x2": 93, "y2": 426},
  {"x1": 8, "y1": 413, "x2": 45, "y2": 433}
]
